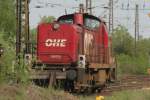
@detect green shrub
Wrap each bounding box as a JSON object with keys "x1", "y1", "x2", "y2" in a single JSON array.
[
  {"x1": 117, "y1": 53, "x2": 149, "y2": 75},
  {"x1": 0, "y1": 33, "x2": 15, "y2": 83},
  {"x1": 0, "y1": 33, "x2": 29, "y2": 84}
]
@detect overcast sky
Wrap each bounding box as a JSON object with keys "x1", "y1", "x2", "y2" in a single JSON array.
[{"x1": 29, "y1": 0, "x2": 150, "y2": 38}]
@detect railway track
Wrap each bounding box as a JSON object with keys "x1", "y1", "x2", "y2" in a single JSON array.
[{"x1": 101, "y1": 75, "x2": 150, "y2": 95}]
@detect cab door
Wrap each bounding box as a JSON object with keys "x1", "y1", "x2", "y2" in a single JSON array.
[{"x1": 83, "y1": 15, "x2": 101, "y2": 63}]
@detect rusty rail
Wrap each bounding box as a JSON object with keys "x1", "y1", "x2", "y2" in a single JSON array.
[{"x1": 100, "y1": 75, "x2": 150, "y2": 95}]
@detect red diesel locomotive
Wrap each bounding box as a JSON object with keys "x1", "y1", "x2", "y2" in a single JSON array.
[{"x1": 32, "y1": 13, "x2": 116, "y2": 92}]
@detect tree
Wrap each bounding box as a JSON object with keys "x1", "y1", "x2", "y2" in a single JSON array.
[
  {"x1": 112, "y1": 25, "x2": 150, "y2": 75},
  {"x1": 39, "y1": 16, "x2": 56, "y2": 24},
  {"x1": 111, "y1": 25, "x2": 134, "y2": 55},
  {"x1": 0, "y1": 0, "x2": 16, "y2": 83},
  {"x1": 0, "y1": 0, "x2": 16, "y2": 39}
]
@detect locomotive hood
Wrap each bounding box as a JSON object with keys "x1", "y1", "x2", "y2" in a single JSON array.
[{"x1": 37, "y1": 23, "x2": 79, "y2": 64}]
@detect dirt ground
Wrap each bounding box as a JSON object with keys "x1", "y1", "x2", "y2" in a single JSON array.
[{"x1": 0, "y1": 84, "x2": 78, "y2": 100}]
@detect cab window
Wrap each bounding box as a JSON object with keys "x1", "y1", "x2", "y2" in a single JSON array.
[
  {"x1": 58, "y1": 15, "x2": 74, "y2": 24},
  {"x1": 84, "y1": 16, "x2": 100, "y2": 30}
]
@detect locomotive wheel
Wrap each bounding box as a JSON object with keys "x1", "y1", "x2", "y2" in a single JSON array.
[
  {"x1": 87, "y1": 87, "x2": 93, "y2": 94},
  {"x1": 64, "y1": 80, "x2": 74, "y2": 92}
]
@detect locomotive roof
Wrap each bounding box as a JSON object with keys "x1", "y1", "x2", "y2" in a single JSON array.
[{"x1": 57, "y1": 13, "x2": 101, "y2": 22}]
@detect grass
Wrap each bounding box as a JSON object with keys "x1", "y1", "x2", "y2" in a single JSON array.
[
  {"x1": 77, "y1": 89, "x2": 150, "y2": 100},
  {"x1": 0, "y1": 83, "x2": 150, "y2": 100},
  {"x1": 106, "y1": 89, "x2": 150, "y2": 100}
]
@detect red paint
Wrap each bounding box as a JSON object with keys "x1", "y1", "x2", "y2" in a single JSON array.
[
  {"x1": 74, "y1": 13, "x2": 83, "y2": 25},
  {"x1": 37, "y1": 23, "x2": 79, "y2": 64}
]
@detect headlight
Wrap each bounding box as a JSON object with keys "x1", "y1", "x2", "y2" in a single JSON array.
[{"x1": 53, "y1": 23, "x2": 60, "y2": 30}]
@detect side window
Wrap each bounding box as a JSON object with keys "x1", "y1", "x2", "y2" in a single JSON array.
[
  {"x1": 84, "y1": 17, "x2": 100, "y2": 29},
  {"x1": 59, "y1": 18, "x2": 73, "y2": 24}
]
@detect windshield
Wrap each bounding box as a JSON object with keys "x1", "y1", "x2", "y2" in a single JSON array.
[
  {"x1": 84, "y1": 15, "x2": 100, "y2": 30},
  {"x1": 58, "y1": 15, "x2": 74, "y2": 24}
]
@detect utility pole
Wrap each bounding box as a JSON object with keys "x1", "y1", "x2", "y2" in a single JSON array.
[
  {"x1": 121, "y1": 3, "x2": 146, "y2": 56},
  {"x1": 16, "y1": 0, "x2": 30, "y2": 61},
  {"x1": 79, "y1": 4, "x2": 84, "y2": 13},
  {"x1": 134, "y1": 4, "x2": 139, "y2": 56},
  {"x1": 86, "y1": 0, "x2": 92, "y2": 14},
  {"x1": 135, "y1": 4, "x2": 139, "y2": 41},
  {"x1": 24, "y1": 0, "x2": 30, "y2": 54},
  {"x1": 16, "y1": 0, "x2": 22, "y2": 60},
  {"x1": 109, "y1": 0, "x2": 114, "y2": 34},
  {"x1": 121, "y1": 4, "x2": 150, "y2": 39}
]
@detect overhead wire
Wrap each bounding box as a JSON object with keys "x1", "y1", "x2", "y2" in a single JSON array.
[{"x1": 32, "y1": 0, "x2": 149, "y2": 37}]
